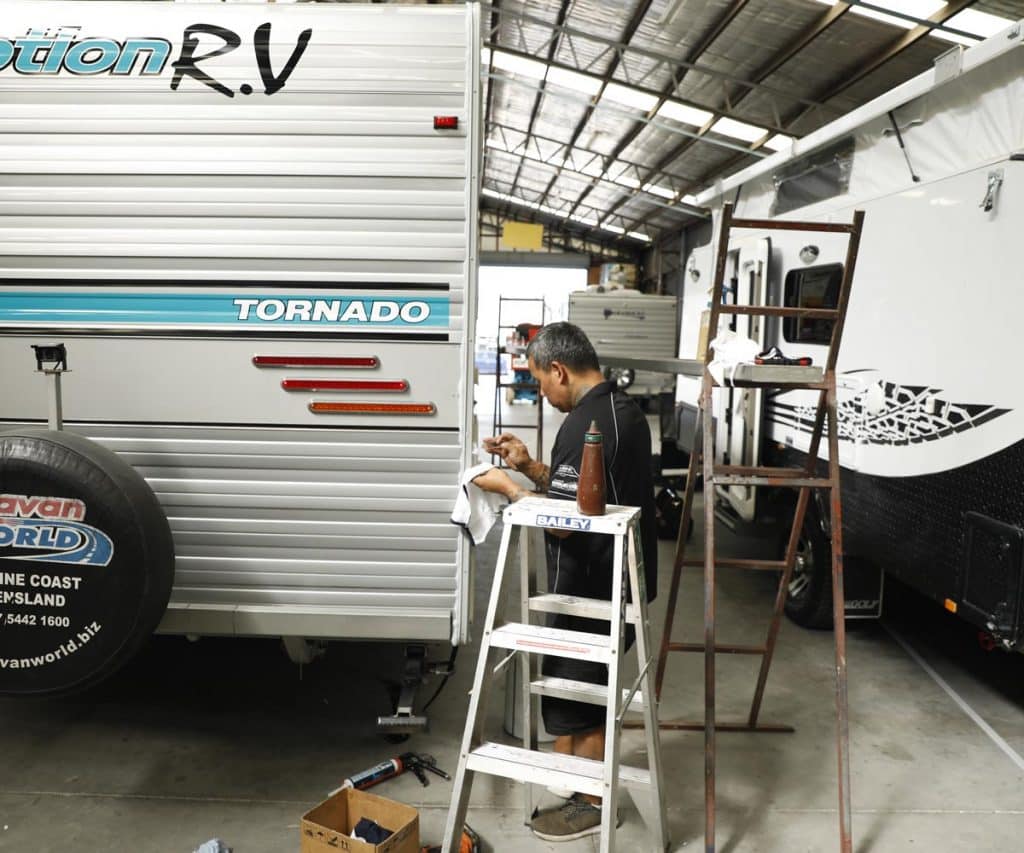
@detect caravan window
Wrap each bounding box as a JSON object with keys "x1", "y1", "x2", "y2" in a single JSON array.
[
  {"x1": 782, "y1": 264, "x2": 842, "y2": 344},
  {"x1": 771, "y1": 138, "x2": 854, "y2": 215}
]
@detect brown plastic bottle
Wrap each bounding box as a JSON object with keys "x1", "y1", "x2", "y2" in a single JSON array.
[{"x1": 577, "y1": 419, "x2": 607, "y2": 516}]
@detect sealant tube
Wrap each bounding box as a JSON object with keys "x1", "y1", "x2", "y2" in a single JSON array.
[{"x1": 340, "y1": 756, "x2": 404, "y2": 790}]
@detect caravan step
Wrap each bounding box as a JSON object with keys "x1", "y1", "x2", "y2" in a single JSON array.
[
  {"x1": 489, "y1": 623, "x2": 612, "y2": 663},
  {"x1": 528, "y1": 593, "x2": 638, "y2": 623},
  {"x1": 530, "y1": 676, "x2": 645, "y2": 711},
  {"x1": 465, "y1": 742, "x2": 651, "y2": 799}
]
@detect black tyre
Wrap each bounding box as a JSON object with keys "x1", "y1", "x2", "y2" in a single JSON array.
[
  {"x1": 0, "y1": 430, "x2": 174, "y2": 696},
  {"x1": 602, "y1": 366, "x2": 635, "y2": 391},
  {"x1": 784, "y1": 502, "x2": 834, "y2": 629}
]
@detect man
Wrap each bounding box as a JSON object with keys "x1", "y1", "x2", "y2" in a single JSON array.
[{"x1": 473, "y1": 321, "x2": 657, "y2": 843}]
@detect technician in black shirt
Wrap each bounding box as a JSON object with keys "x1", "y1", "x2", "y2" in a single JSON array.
[{"x1": 474, "y1": 321, "x2": 657, "y2": 842}]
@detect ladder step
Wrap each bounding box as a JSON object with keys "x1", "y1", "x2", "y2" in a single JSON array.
[
  {"x1": 465, "y1": 742, "x2": 651, "y2": 799},
  {"x1": 713, "y1": 475, "x2": 832, "y2": 488},
  {"x1": 530, "y1": 676, "x2": 645, "y2": 711},
  {"x1": 528, "y1": 593, "x2": 638, "y2": 623},
  {"x1": 682, "y1": 558, "x2": 787, "y2": 571},
  {"x1": 489, "y1": 623, "x2": 612, "y2": 663},
  {"x1": 669, "y1": 642, "x2": 766, "y2": 655},
  {"x1": 711, "y1": 363, "x2": 824, "y2": 388}
]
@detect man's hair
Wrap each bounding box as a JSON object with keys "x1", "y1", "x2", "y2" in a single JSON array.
[{"x1": 526, "y1": 321, "x2": 600, "y2": 372}]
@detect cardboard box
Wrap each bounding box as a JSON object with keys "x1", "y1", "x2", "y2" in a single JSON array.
[{"x1": 301, "y1": 788, "x2": 419, "y2": 853}]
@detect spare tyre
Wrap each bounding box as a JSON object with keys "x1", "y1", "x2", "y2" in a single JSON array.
[{"x1": 0, "y1": 430, "x2": 174, "y2": 696}]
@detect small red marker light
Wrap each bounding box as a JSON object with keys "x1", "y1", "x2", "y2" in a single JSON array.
[{"x1": 434, "y1": 115, "x2": 459, "y2": 130}]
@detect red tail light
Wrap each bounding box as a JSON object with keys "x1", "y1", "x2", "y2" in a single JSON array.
[
  {"x1": 253, "y1": 355, "x2": 378, "y2": 368},
  {"x1": 282, "y1": 379, "x2": 408, "y2": 392}
]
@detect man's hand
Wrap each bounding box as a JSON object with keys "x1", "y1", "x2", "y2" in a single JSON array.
[
  {"x1": 470, "y1": 467, "x2": 531, "y2": 502},
  {"x1": 482, "y1": 433, "x2": 531, "y2": 471}
]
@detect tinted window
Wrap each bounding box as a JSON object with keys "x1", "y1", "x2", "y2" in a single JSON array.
[{"x1": 783, "y1": 264, "x2": 843, "y2": 344}]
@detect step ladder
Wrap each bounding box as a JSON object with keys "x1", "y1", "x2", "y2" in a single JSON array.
[
  {"x1": 441, "y1": 497, "x2": 669, "y2": 853},
  {"x1": 654, "y1": 203, "x2": 865, "y2": 853}
]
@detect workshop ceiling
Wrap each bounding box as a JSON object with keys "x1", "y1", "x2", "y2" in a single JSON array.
[{"x1": 479, "y1": 0, "x2": 1024, "y2": 247}]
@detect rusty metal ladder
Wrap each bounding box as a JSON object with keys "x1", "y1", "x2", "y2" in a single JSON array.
[{"x1": 655, "y1": 202, "x2": 865, "y2": 853}]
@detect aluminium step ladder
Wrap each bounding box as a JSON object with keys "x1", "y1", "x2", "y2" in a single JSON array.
[
  {"x1": 441, "y1": 497, "x2": 669, "y2": 853},
  {"x1": 653, "y1": 202, "x2": 865, "y2": 853}
]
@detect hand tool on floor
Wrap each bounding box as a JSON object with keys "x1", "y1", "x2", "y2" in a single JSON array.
[{"x1": 334, "y1": 752, "x2": 450, "y2": 793}]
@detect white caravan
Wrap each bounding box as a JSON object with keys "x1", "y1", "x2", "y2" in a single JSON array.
[
  {"x1": 568, "y1": 290, "x2": 678, "y2": 400},
  {"x1": 679, "y1": 22, "x2": 1023, "y2": 642},
  {"x1": 0, "y1": 1, "x2": 481, "y2": 705}
]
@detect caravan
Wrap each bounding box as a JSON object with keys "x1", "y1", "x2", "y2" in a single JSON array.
[
  {"x1": 0, "y1": 1, "x2": 481, "y2": 704},
  {"x1": 680, "y1": 22, "x2": 1023, "y2": 643}
]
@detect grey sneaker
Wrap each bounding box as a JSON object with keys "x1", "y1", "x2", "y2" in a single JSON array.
[{"x1": 530, "y1": 795, "x2": 604, "y2": 842}]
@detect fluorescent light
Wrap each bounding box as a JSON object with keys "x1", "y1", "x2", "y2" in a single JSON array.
[
  {"x1": 490, "y1": 50, "x2": 546, "y2": 81},
  {"x1": 601, "y1": 82, "x2": 659, "y2": 112},
  {"x1": 628, "y1": 231, "x2": 652, "y2": 242},
  {"x1": 932, "y1": 8, "x2": 1011, "y2": 43},
  {"x1": 763, "y1": 133, "x2": 795, "y2": 152},
  {"x1": 708, "y1": 116, "x2": 767, "y2": 143},
  {"x1": 546, "y1": 65, "x2": 603, "y2": 96},
  {"x1": 657, "y1": 100, "x2": 713, "y2": 127},
  {"x1": 681, "y1": 194, "x2": 698, "y2": 205},
  {"x1": 481, "y1": 48, "x2": 492, "y2": 68},
  {"x1": 613, "y1": 172, "x2": 642, "y2": 189},
  {"x1": 643, "y1": 183, "x2": 677, "y2": 200},
  {"x1": 601, "y1": 223, "x2": 626, "y2": 235}
]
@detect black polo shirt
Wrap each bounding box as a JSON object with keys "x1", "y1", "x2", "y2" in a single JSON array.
[{"x1": 545, "y1": 380, "x2": 657, "y2": 601}]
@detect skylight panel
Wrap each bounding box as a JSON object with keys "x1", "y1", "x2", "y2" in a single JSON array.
[
  {"x1": 932, "y1": 8, "x2": 1011, "y2": 43},
  {"x1": 601, "y1": 82, "x2": 659, "y2": 112},
  {"x1": 656, "y1": 100, "x2": 713, "y2": 127},
  {"x1": 643, "y1": 184, "x2": 677, "y2": 200},
  {"x1": 763, "y1": 134, "x2": 795, "y2": 152},
  {"x1": 546, "y1": 65, "x2": 603, "y2": 96},
  {"x1": 815, "y1": 1, "x2": 944, "y2": 30},
  {"x1": 708, "y1": 117, "x2": 767, "y2": 143},
  {"x1": 490, "y1": 50, "x2": 546, "y2": 81}
]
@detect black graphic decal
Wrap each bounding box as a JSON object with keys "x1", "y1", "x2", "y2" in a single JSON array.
[
  {"x1": 768, "y1": 377, "x2": 1010, "y2": 446},
  {"x1": 254, "y1": 22, "x2": 312, "y2": 95},
  {"x1": 170, "y1": 23, "x2": 240, "y2": 98}
]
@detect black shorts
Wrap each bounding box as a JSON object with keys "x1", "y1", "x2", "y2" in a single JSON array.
[{"x1": 541, "y1": 540, "x2": 636, "y2": 736}]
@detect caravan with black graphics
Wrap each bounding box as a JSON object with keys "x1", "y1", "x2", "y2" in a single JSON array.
[
  {"x1": 678, "y1": 21, "x2": 1023, "y2": 645},
  {"x1": 0, "y1": 0, "x2": 481, "y2": 709}
]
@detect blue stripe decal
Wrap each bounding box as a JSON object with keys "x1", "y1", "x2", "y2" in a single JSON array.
[{"x1": 0, "y1": 292, "x2": 450, "y2": 329}]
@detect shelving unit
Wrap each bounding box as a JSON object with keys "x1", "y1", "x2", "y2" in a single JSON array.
[{"x1": 492, "y1": 296, "x2": 546, "y2": 464}]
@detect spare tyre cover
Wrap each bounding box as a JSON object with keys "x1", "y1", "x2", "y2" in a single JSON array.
[{"x1": 0, "y1": 430, "x2": 174, "y2": 696}]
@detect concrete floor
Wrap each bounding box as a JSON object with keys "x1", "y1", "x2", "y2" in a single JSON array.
[{"x1": 2, "y1": 388, "x2": 1023, "y2": 851}]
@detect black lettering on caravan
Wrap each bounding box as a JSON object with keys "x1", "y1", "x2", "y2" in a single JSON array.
[
  {"x1": 254, "y1": 22, "x2": 312, "y2": 95},
  {"x1": 170, "y1": 24, "x2": 241, "y2": 98}
]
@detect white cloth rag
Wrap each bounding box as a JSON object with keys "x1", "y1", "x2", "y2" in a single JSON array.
[
  {"x1": 450, "y1": 462, "x2": 507, "y2": 545},
  {"x1": 707, "y1": 329, "x2": 761, "y2": 386}
]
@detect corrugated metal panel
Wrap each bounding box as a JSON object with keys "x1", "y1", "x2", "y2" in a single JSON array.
[
  {"x1": 0, "y1": 1, "x2": 474, "y2": 323},
  {"x1": 77, "y1": 422, "x2": 458, "y2": 620}
]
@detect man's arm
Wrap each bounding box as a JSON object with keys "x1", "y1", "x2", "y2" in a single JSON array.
[{"x1": 482, "y1": 433, "x2": 550, "y2": 492}]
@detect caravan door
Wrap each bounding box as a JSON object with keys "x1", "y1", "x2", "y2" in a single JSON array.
[{"x1": 715, "y1": 237, "x2": 771, "y2": 522}]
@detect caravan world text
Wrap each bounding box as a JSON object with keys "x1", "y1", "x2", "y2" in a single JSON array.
[{"x1": 0, "y1": 23, "x2": 311, "y2": 97}]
